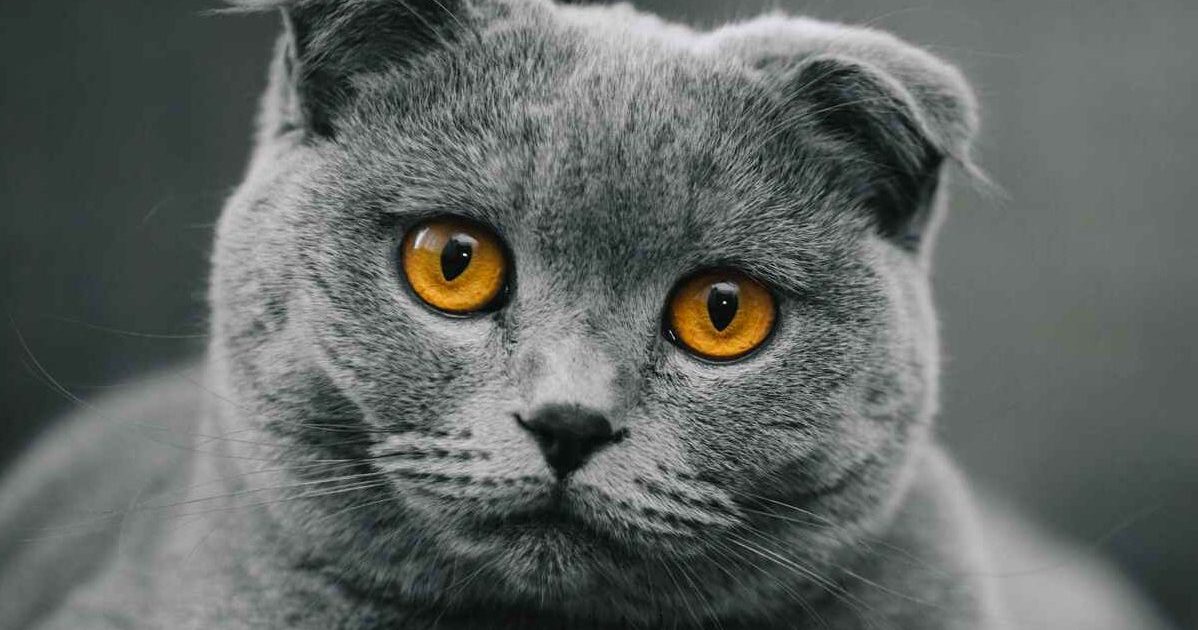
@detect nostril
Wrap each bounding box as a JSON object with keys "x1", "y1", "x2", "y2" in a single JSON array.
[
  {"x1": 515, "y1": 405, "x2": 621, "y2": 480},
  {"x1": 610, "y1": 428, "x2": 630, "y2": 444}
]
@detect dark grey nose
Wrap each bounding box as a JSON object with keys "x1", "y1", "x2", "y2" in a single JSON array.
[{"x1": 516, "y1": 404, "x2": 624, "y2": 480}]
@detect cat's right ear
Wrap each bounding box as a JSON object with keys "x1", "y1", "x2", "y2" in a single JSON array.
[{"x1": 227, "y1": 0, "x2": 469, "y2": 139}]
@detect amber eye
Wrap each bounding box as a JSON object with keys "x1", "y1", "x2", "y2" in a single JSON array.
[
  {"x1": 400, "y1": 217, "x2": 508, "y2": 314},
  {"x1": 665, "y1": 269, "x2": 776, "y2": 361}
]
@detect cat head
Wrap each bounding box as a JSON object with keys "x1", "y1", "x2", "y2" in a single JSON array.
[{"x1": 211, "y1": 0, "x2": 978, "y2": 622}]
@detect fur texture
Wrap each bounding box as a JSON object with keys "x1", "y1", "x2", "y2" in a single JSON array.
[{"x1": 0, "y1": 1, "x2": 1173, "y2": 628}]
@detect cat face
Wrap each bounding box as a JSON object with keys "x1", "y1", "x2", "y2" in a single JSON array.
[{"x1": 213, "y1": 0, "x2": 976, "y2": 619}]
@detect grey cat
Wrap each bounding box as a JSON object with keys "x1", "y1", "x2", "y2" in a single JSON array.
[{"x1": 0, "y1": 1, "x2": 1173, "y2": 628}]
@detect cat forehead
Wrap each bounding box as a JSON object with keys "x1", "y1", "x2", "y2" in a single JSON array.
[{"x1": 317, "y1": 9, "x2": 864, "y2": 287}]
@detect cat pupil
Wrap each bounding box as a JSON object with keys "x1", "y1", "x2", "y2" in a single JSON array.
[
  {"x1": 707, "y1": 282, "x2": 739, "y2": 331},
  {"x1": 440, "y1": 234, "x2": 475, "y2": 281}
]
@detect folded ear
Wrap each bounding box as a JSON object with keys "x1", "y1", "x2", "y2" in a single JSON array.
[
  {"x1": 710, "y1": 17, "x2": 980, "y2": 251},
  {"x1": 228, "y1": 0, "x2": 468, "y2": 138}
]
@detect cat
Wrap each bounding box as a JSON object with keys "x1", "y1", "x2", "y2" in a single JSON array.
[{"x1": 0, "y1": 0, "x2": 1174, "y2": 628}]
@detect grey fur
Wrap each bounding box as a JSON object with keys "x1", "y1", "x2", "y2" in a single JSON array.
[{"x1": 0, "y1": 1, "x2": 1173, "y2": 628}]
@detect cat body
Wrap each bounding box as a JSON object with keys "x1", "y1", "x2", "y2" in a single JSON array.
[{"x1": 0, "y1": 1, "x2": 1172, "y2": 628}]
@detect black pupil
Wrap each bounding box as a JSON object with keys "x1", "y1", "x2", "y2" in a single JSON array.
[
  {"x1": 707, "y1": 281, "x2": 740, "y2": 332},
  {"x1": 440, "y1": 234, "x2": 475, "y2": 282}
]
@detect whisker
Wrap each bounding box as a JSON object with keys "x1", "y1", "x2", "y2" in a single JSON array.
[
  {"x1": 722, "y1": 531, "x2": 887, "y2": 630},
  {"x1": 14, "y1": 472, "x2": 388, "y2": 542},
  {"x1": 162, "y1": 480, "x2": 394, "y2": 521},
  {"x1": 706, "y1": 539, "x2": 829, "y2": 629},
  {"x1": 725, "y1": 485, "x2": 960, "y2": 581},
  {"x1": 45, "y1": 315, "x2": 208, "y2": 340}
]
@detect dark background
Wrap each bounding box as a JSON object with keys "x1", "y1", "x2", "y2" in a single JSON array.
[{"x1": 2, "y1": 0, "x2": 1195, "y2": 626}]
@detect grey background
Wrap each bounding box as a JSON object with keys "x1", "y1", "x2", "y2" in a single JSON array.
[{"x1": 2, "y1": 0, "x2": 1195, "y2": 626}]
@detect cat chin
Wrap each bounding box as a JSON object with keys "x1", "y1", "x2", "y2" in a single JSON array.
[
  {"x1": 408, "y1": 488, "x2": 618, "y2": 553},
  {"x1": 404, "y1": 479, "x2": 710, "y2": 552},
  {"x1": 390, "y1": 479, "x2": 714, "y2": 600}
]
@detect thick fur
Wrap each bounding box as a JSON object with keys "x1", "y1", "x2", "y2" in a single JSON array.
[{"x1": 0, "y1": 1, "x2": 1173, "y2": 628}]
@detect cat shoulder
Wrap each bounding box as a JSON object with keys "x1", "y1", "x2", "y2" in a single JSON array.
[
  {"x1": 0, "y1": 365, "x2": 205, "y2": 630},
  {"x1": 877, "y1": 447, "x2": 1171, "y2": 629},
  {"x1": 976, "y1": 492, "x2": 1174, "y2": 630}
]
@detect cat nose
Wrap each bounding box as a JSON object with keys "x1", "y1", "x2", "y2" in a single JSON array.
[{"x1": 516, "y1": 405, "x2": 624, "y2": 480}]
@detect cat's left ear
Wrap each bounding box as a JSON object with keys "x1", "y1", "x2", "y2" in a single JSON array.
[
  {"x1": 229, "y1": 0, "x2": 470, "y2": 139},
  {"x1": 711, "y1": 17, "x2": 981, "y2": 252}
]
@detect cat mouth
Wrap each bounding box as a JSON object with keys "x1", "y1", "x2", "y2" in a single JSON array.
[
  {"x1": 469, "y1": 486, "x2": 602, "y2": 537},
  {"x1": 450, "y1": 484, "x2": 658, "y2": 558}
]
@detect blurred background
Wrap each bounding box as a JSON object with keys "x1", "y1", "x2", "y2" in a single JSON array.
[{"x1": 1, "y1": 0, "x2": 1195, "y2": 626}]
